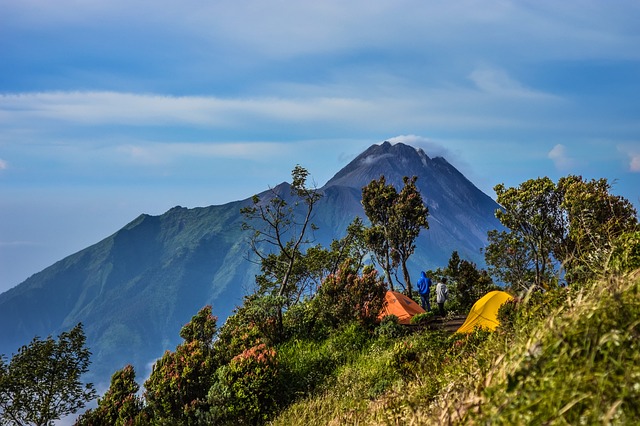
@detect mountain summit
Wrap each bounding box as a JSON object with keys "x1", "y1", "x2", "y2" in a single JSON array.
[{"x1": 0, "y1": 142, "x2": 502, "y2": 384}]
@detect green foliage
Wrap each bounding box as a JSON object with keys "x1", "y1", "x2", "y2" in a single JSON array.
[
  {"x1": 208, "y1": 343, "x2": 280, "y2": 425},
  {"x1": 492, "y1": 177, "x2": 564, "y2": 289},
  {"x1": 495, "y1": 298, "x2": 518, "y2": 332},
  {"x1": 446, "y1": 251, "x2": 497, "y2": 312},
  {"x1": 362, "y1": 175, "x2": 429, "y2": 296},
  {"x1": 488, "y1": 175, "x2": 638, "y2": 290},
  {"x1": 468, "y1": 274, "x2": 640, "y2": 424},
  {"x1": 374, "y1": 315, "x2": 407, "y2": 339},
  {"x1": 608, "y1": 231, "x2": 640, "y2": 275},
  {"x1": 312, "y1": 262, "x2": 387, "y2": 330},
  {"x1": 0, "y1": 323, "x2": 95, "y2": 426},
  {"x1": 143, "y1": 306, "x2": 218, "y2": 424},
  {"x1": 278, "y1": 322, "x2": 372, "y2": 404},
  {"x1": 410, "y1": 310, "x2": 436, "y2": 325},
  {"x1": 485, "y1": 229, "x2": 537, "y2": 290},
  {"x1": 75, "y1": 365, "x2": 143, "y2": 426},
  {"x1": 241, "y1": 165, "x2": 323, "y2": 338},
  {"x1": 215, "y1": 294, "x2": 282, "y2": 361},
  {"x1": 277, "y1": 339, "x2": 339, "y2": 399},
  {"x1": 559, "y1": 176, "x2": 638, "y2": 284},
  {"x1": 387, "y1": 331, "x2": 453, "y2": 400}
]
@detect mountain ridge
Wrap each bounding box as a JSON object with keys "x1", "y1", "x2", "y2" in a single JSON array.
[{"x1": 0, "y1": 141, "x2": 503, "y2": 384}]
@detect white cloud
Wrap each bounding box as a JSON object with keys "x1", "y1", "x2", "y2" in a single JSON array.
[
  {"x1": 548, "y1": 144, "x2": 577, "y2": 170},
  {"x1": 617, "y1": 144, "x2": 640, "y2": 172},
  {"x1": 387, "y1": 135, "x2": 451, "y2": 158},
  {"x1": 468, "y1": 66, "x2": 559, "y2": 100},
  {"x1": 0, "y1": 159, "x2": 7, "y2": 170},
  {"x1": 0, "y1": 91, "x2": 382, "y2": 128},
  {"x1": 115, "y1": 141, "x2": 288, "y2": 165}
]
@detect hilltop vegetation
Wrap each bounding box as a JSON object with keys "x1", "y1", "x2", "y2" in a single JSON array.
[{"x1": 2, "y1": 167, "x2": 638, "y2": 425}]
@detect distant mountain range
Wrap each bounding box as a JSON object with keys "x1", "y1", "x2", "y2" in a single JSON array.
[{"x1": 0, "y1": 141, "x2": 503, "y2": 385}]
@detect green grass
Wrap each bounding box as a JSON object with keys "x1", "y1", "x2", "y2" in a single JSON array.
[{"x1": 269, "y1": 270, "x2": 640, "y2": 425}]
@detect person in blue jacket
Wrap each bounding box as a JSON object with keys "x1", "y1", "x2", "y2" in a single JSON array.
[{"x1": 416, "y1": 271, "x2": 432, "y2": 311}]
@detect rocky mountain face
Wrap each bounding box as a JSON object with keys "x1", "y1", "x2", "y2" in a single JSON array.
[{"x1": 0, "y1": 141, "x2": 503, "y2": 385}]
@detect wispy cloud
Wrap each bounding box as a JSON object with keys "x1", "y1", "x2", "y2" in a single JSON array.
[
  {"x1": 618, "y1": 144, "x2": 640, "y2": 172},
  {"x1": 468, "y1": 66, "x2": 559, "y2": 100},
  {"x1": 0, "y1": 159, "x2": 7, "y2": 170},
  {"x1": 548, "y1": 144, "x2": 578, "y2": 170},
  {"x1": 387, "y1": 135, "x2": 451, "y2": 158},
  {"x1": 115, "y1": 141, "x2": 288, "y2": 165}
]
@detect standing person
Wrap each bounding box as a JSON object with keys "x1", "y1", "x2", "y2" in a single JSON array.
[
  {"x1": 416, "y1": 271, "x2": 432, "y2": 311},
  {"x1": 436, "y1": 277, "x2": 449, "y2": 317}
]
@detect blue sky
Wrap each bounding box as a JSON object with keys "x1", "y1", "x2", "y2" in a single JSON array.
[{"x1": 1, "y1": 0, "x2": 639, "y2": 293}]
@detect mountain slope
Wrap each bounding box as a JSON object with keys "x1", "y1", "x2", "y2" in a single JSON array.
[{"x1": 0, "y1": 141, "x2": 503, "y2": 385}]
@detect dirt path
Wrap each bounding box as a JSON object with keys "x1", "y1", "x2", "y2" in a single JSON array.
[
  {"x1": 438, "y1": 315, "x2": 466, "y2": 333},
  {"x1": 406, "y1": 315, "x2": 467, "y2": 333}
]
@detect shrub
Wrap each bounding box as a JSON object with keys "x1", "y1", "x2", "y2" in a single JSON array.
[
  {"x1": 75, "y1": 365, "x2": 143, "y2": 426},
  {"x1": 375, "y1": 315, "x2": 408, "y2": 339},
  {"x1": 214, "y1": 295, "x2": 277, "y2": 365},
  {"x1": 143, "y1": 306, "x2": 218, "y2": 424},
  {"x1": 208, "y1": 343, "x2": 280, "y2": 425},
  {"x1": 410, "y1": 311, "x2": 436, "y2": 325},
  {"x1": 312, "y1": 262, "x2": 387, "y2": 330},
  {"x1": 608, "y1": 230, "x2": 640, "y2": 274},
  {"x1": 496, "y1": 298, "x2": 519, "y2": 332}
]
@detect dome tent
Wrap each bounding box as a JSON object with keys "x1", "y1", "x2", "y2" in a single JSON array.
[
  {"x1": 456, "y1": 290, "x2": 513, "y2": 333},
  {"x1": 378, "y1": 290, "x2": 426, "y2": 324}
]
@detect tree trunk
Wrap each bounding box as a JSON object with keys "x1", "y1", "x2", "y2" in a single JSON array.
[{"x1": 401, "y1": 260, "x2": 412, "y2": 298}]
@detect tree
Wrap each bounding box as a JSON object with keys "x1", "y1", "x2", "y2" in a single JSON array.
[
  {"x1": 389, "y1": 176, "x2": 430, "y2": 297},
  {"x1": 0, "y1": 324, "x2": 96, "y2": 426},
  {"x1": 362, "y1": 176, "x2": 397, "y2": 290},
  {"x1": 143, "y1": 306, "x2": 218, "y2": 424},
  {"x1": 484, "y1": 230, "x2": 537, "y2": 291},
  {"x1": 557, "y1": 175, "x2": 638, "y2": 283},
  {"x1": 487, "y1": 175, "x2": 638, "y2": 290},
  {"x1": 362, "y1": 175, "x2": 429, "y2": 296},
  {"x1": 75, "y1": 365, "x2": 143, "y2": 426},
  {"x1": 492, "y1": 178, "x2": 565, "y2": 289},
  {"x1": 445, "y1": 251, "x2": 496, "y2": 311},
  {"x1": 241, "y1": 165, "x2": 322, "y2": 335}
]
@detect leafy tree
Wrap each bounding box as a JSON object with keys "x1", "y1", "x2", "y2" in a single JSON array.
[
  {"x1": 362, "y1": 175, "x2": 429, "y2": 296},
  {"x1": 362, "y1": 176, "x2": 398, "y2": 290},
  {"x1": 557, "y1": 175, "x2": 638, "y2": 283},
  {"x1": 484, "y1": 230, "x2": 537, "y2": 292},
  {"x1": 389, "y1": 176, "x2": 430, "y2": 297},
  {"x1": 488, "y1": 175, "x2": 638, "y2": 290},
  {"x1": 241, "y1": 165, "x2": 322, "y2": 335},
  {"x1": 0, "y1": 324, "x2": 96, "y2": 426},
  {"x1": 493, "y1": 177, "x2": 564, "y2": 289},
  {"x1": 75, "y1": 365, "x2": 143, "y2": 426},
  {"x1": 143, "y1": 306, "x2": 218, "y2": 424}
]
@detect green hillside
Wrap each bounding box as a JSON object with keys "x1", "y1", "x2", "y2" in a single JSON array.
[{"x1": 272, "y1": 269, "x2": 640, "y2": 425}]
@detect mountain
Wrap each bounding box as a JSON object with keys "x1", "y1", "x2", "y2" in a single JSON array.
[{"x1": 0, "y1": 141, "x2": 503, "y2": 385}]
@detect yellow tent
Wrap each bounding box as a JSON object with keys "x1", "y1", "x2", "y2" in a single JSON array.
[{"x1": 456, "y1": 290, "x2": 514, "y2": 333}]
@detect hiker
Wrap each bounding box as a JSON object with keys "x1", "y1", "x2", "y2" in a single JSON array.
[
  {"x1": 436, "y1": 277, "x2": 449, "y2": 317},
  {"x1": 416, "y1": 271, "x2": 432, "y2": 311}
]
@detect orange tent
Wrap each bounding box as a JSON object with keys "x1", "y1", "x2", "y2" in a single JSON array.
[{"x1": 378, "y1": 290, "x2": 426, "y2": 324}]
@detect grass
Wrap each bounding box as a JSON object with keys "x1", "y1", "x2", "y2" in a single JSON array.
[{"x1": 269, "y1": 269, "x2": 640, "y2": 425}]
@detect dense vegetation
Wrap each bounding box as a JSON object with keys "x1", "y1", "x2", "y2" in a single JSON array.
[{"x1": 1, "y1": 169, "x2": 638, "y2": 425}]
